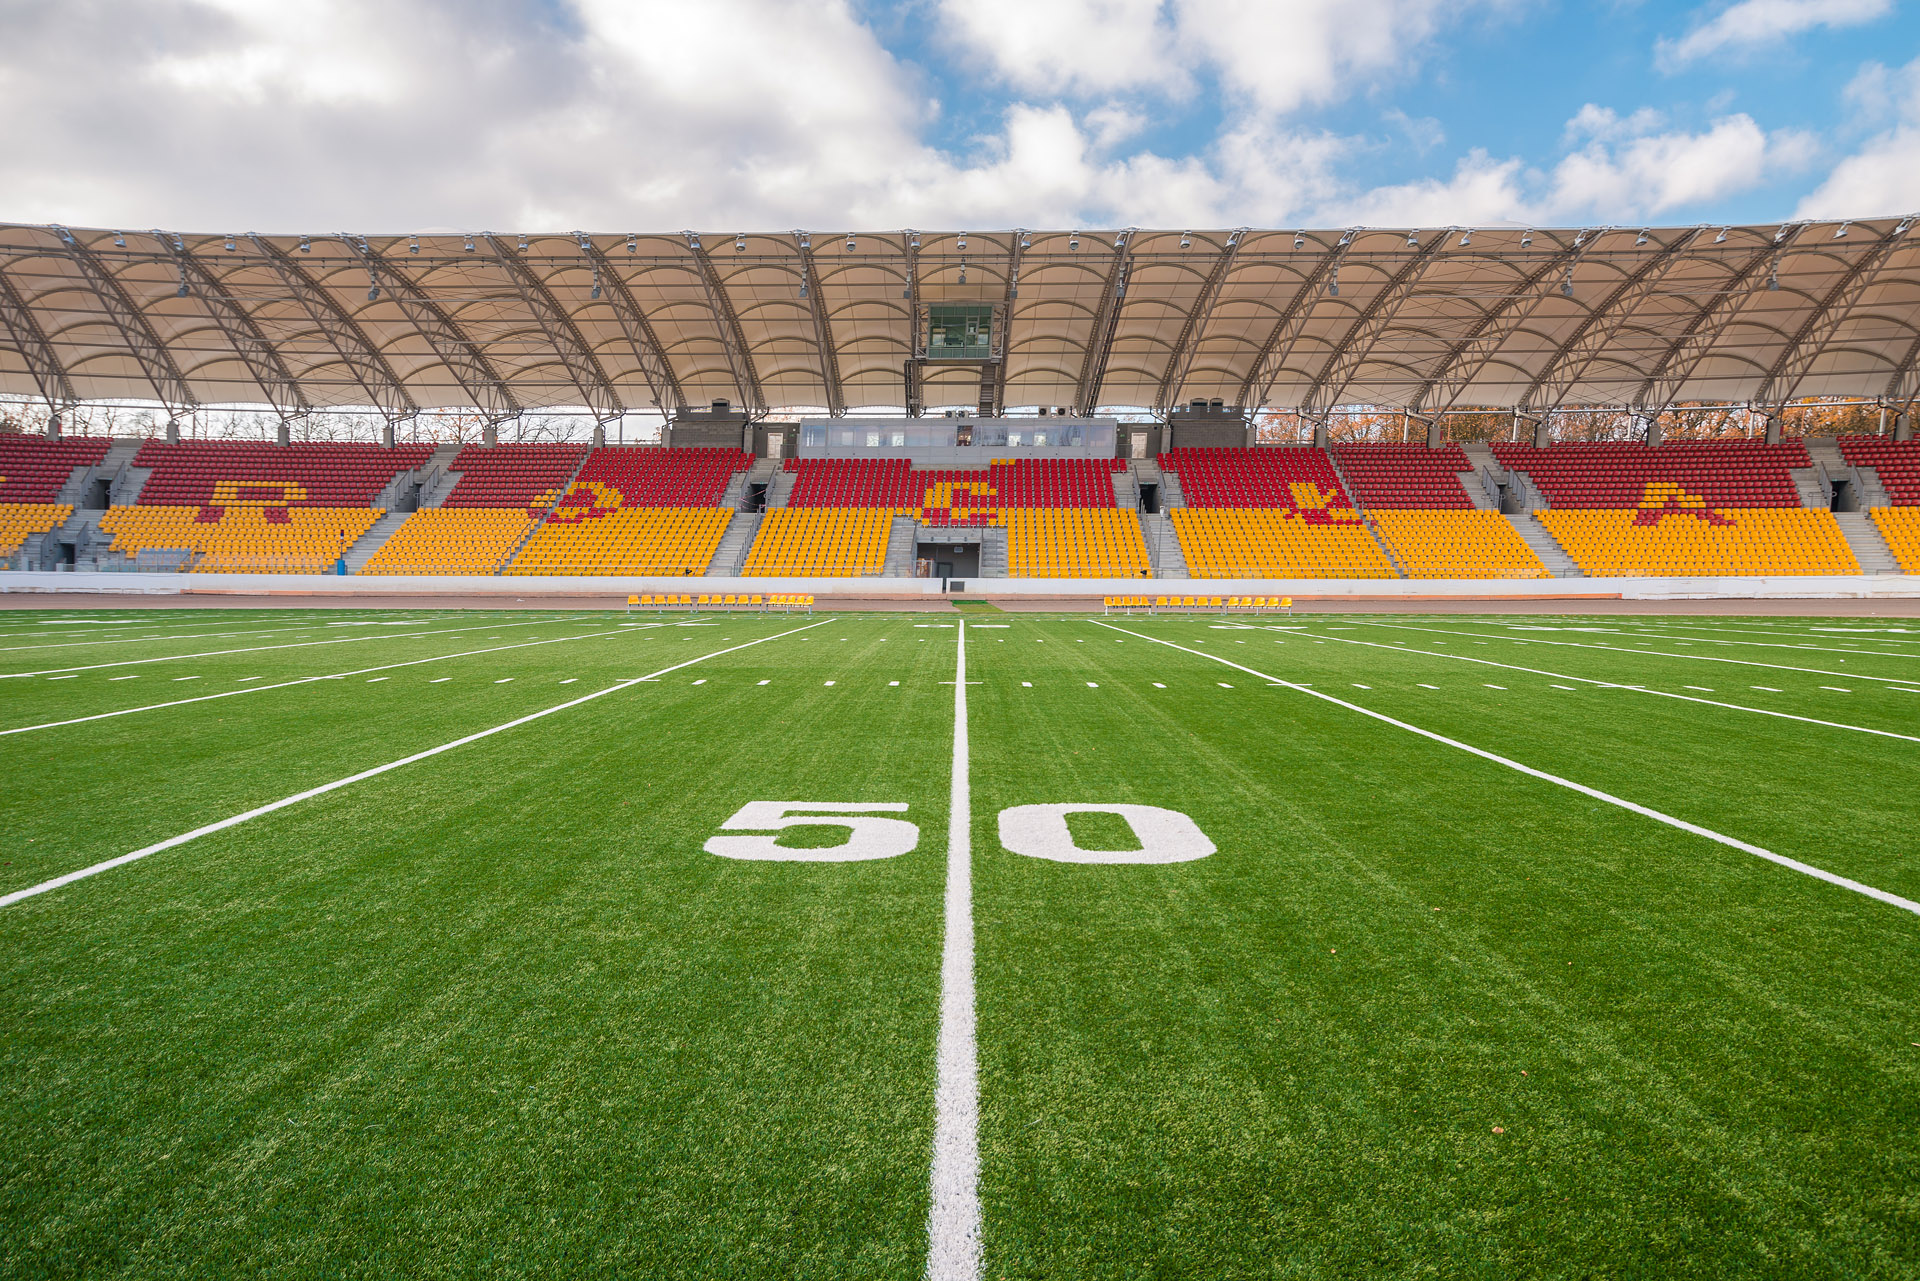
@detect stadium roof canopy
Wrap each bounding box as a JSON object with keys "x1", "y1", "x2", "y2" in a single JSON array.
[{"x1": 0, "y1": 219, "x2": 1916, "y2": 424}]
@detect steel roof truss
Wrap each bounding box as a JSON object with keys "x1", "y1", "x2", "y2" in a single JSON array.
[
  {"x1": 349, "y1": 238, "x2": 519, "y2": 422},
  {"x1": 1237, "y1": 232, "x2": 1355, "y2": 410},
  {"x1": 486, "y1": 235, "x2": 623, "y2": 423},
  {"x1": 49, "y1": 225, "x2": 195, "y2": 409},
  {"x1": 1757, "y1": 220, "x2": 1915, "y2": 408},
  {"x1": 1154, "y1": 229, "x2": 1245, "y2": 413},
  {"x1": 0, "y1": 262, "x2": 77, "y2": 410},
  {"x1": 685, "y1": 233, "x2": 763, "y2": 413},
  {"x1": 162, "y1": 234, "x2": 309, "y2": 419},
  {"x1": 577, "y1": 240, "x2": 685, "y2": 414},
  {"x1": 796, "y1": 234, "x2": 844, "y2": 415},
  {"x1": 1072, "y1": 229, "x2": 1133, "y2": 414},
  {"x1": 248, "y1": 235, "x2": 417, "y2": 423},
  {"x1": 1523, "y1": 228, "x2": 1702, "y2": 415},
  {"x1": 1301, "y1": 233, "x2": 1449, "y2": 419}
]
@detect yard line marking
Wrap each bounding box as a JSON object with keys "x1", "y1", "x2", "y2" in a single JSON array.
[
  {"x1": 692, "y1": 679, "x2": 707, "y2": 685},
  {"x1": 824, "y1": 680, "x2": 835, "y2": 686},
  {"x1": 1551, "y1": 684, "x2": 1577, "y2": 691},
  {"x1": 0, "y1": 620, "x2": 352, "y2": 655},
  {"x1": 889, "y1": 680, "x2": 900, "y2": 687},
  {"x1": 1344, "y1": 620, "x2": 1919, "y2": 686},
  {"x1": 1552, "y1": 621, "x2": 1920, "y2": 661},
  {"x1": 495, "y1": 678, "x2": 515, "y2": 684},
  {"x1": 235, "y1": 676, "x2": 261, "y2": 682},
  {"x1": 0, "y1": 615, "x2": 579, "y2": 680},
  {"x1": 1086, "y1": 681, "x2": 1099, "y2": 688},
  {"x1": 0, "y1": 621, "x2": 828, "y2": 910},
  {"x1": 1821, "y1": 686, "x2": 1851, "y2": 692},
  {"x1": 1417, "y1": 683, "x2": 1440, "y2": 689},
  {"x1": 1684, "y1": 686, "x2": 1714, "y2": 692},
  {"x1": 1218, "y1": 682, "x2": 1235, "y2": 688},
  {"x1": 1287, "y1": 630, "x2": 1920, "y2": 745},
  {"x1": 1021, "y1": 681, "x2": 1032, "y2": 687},
  {"x1": 1152, "y1": 682, "x2": 1166, "y2": 688},
  {"x1": 561, "y1": 678, "x2": 578, "y2": 684},
  {"x1": 927, "y1": 617, "x2": 982, "y2": 1281},
  {"x1": 0, "y1": 628, "x2": 662, "y2": 738},
  {"x1": 47, "y1": 674, "x2": 77, "y2": 680},
  {"x1": 367, "y1": 677, "x2": 389, "y2": 683},
  {"x1": 1484, "y1": 684, "x2": 1506, "y2": 690},
  {"x1": 173, "y1": 676, "x2": 200, "y2": 682},
  {"x1": 757, "y1": 679, "x2": 771, "y2": 685},
  {"x1": 1752, "y1": 686, "x2": 1781, "y2": 692},
  {"x1": 429, "y1": 677, "x2": 451, "y2": 683},
  {"x1": 1351, "y1": 683, "x2": 1370, "y2": 689},
  {"x1": 1097, "y1": 622, "x2": 1920, "y2": 918}
]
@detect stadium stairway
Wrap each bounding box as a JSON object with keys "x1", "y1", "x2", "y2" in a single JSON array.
[
  {"x1": 343, "y1": 511, "x2": 411, "y2": 573},
  {"x1": 1832, "y1": 511, "x2": 1901, "y2": 573},
  {"x1": 767, "y1": 467, "x2": 797, "y2": 508},
  {"x1": 1457, "y1": 466, "x2": 1499, "y2": 509},
  {"x1": 704, "y1": 512, "x2": 760, "y2": 576},
  {"x1": 1111, "y1": 468, "x2": 1138, "y2": 511},
  {"x1": 416, "y1": 443, "x2": 465, "y2": 507},
  {"x1": 1787, "y1": 462, "x2": 1830, "y2": 509},
  {"x1": 979, "y1": 526, "x2": 1009, "y2": 578},
  {"x1": 1139, "y1": 512, "x2": 1191, "y2": 577},
  {"x1": 1505, "y1": 513, "x2": 1583, "y2": 577},
  {"x1": 1804, "y1": 436, "x2": 1893, "y2": 509},
  {"x1": 1158, "y1": 468, "x2": 1186, "y2": 508},
  {"x1": 882, "y1": 515, "x2": 918, "y2": 576}
]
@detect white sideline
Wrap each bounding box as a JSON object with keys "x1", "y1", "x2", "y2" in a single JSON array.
[
  {"x1": 0, "y1": 622, "x2": 340, "y2": 654},
  {"x1": 926, "y1": 617, "x2": 983, "y2": 1281},
  {"x1": 0, "y1": 625, "x2": 666, "y2": 737},
  {"x1": 0, "y1": 614, "x2": 585, "y2": 679},
  {"x1": 0, "y1": 620, "x2": 826, "y2": 910},
  {"x1": 1347, "y1": 620, "x2": 1920, "y2": 686},
  {"x1": 1287, "y1": 629, "x2": 1920, "y2": 745},
  {"x1": 1094, "y1": 622, "x2": 1920, "y2": 918}
]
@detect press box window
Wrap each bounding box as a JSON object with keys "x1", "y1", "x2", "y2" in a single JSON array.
[{"x1": 927, "y1": 304, "x2": 994, "y2": 359}]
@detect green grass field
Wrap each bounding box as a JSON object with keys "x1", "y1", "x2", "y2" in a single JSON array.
[{"x1": 2, "y1": 606, "x2": 1917, "y2": 1278}]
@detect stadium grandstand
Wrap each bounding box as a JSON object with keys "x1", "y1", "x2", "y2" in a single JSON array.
[{"x1": 0, "y1": 219, "x2": 1915, "y2": 587}]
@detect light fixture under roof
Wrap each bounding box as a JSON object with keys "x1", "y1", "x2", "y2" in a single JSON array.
[
  {"x1": 113, "y1": 231, "x2": 125, "y2": 247},
  {"x1": 299, "y1": 236, "x2": 310, "y2": 253},
  {"x1": 907, "y1": 229, "x2": 921, "y2": 250},
  {"x1": 845, "y1": 233, "x2": 856, "y2": 252},
  {"x1": 409, "y1": 236, "x2": 419, "y2": 254},
  {"x1": 367, "y1": 284, "x2": 380, "y2": 302},
  {"x1": 1407, "y1": 231, "x2": 1419, "y2": 247},
  {"x1": 1017, "y1": 229, "x2": 1031, "y2": 250},
  {"x1": 1294, "y1": 231, "x2": 1305, "y2": 249},
  {"x1": 176, "y1": 279, "x2": 188, "y2": 298},
  {"x1": 956, "y1": 233, "x2": 967, "y2": 250},
  {"x1": 1520, "y1": 230, "x2": 1533, "y2": 247},
  {"x1": 224, "y1": 236, "x2": 235, "y2": 251},
  {"x1": 517, "y1": 233, "x2": 530, "y2": 250},
  {"x1": 590, "y1": 268, "x2": 602, "y2": 301},
  {"x1": 463, "y1": 235, "x2": 474, "y2": 252},
  {"x1": 1327, "y1": 267, "x2": 1339, "y2": 297},
  {"x1": 1835, "y1": 222, "x2": 1851, "y2": 238},
  {"x1": 1069, "y1": 232, "x2": 1080, "y2": 250},
  {"x1": 735, "y1": 233, "x2": 746, "y2": 252},
  {"x1": 1459, "y1": 230, "x2": 1471, "y2": 246},
  {"x1": 958, "y1": 261, "x2": 967, "y2": 285},
  {"x1": 1180, "y1": 231, "x2": 1191, "y2": 248},
  {"x1": 1561, "y1": 268, "x2": 1574, "y2": 297},
  {"x1": 626, "y1": 234, "x2": 637, "y2": 253},
  {"x1": 1715, "y1": 227, "x2": 1729, "y2": 243},
  {"x1": 1635, "y1": 229, "x2": 1649, "y2": 246}
]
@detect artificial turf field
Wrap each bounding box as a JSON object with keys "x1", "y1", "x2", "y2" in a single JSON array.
[{"x1": 2, "y1": 605, "x2": 1917, "y2": 1279}]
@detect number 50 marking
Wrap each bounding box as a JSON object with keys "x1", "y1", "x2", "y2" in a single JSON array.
[{"x1": 705, "y1": 801, "x2": 1212, "y2": 864}]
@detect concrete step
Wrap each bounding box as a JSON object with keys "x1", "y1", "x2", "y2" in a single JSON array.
[
  {"x1": 1457, "y1": 469, "x2": 1498, "y2": 509},
  {"x1": 704, "y1": 511, "x2": 760, "y2": 576},
  {"x1": 1788, "y1": 467, "x2": 1830, "y2": 509},
  {"x1": 882, "y1": 515, "x2": 919, "y2": 577},
  {"x1": 1505, "y1": 513, "x2": 1583, "y2": 577},
  {"x1": 417, "y1": 442, "x2": 465, "y2": 507},
  {"x1": 978, "y1": 526, "x2": 1008, "y2": 579},
  {"x1": 1834, "y1": 511, "x2": 1901, "y2": 574},
  {"x1": 1140, "y1": 512, "x2": 1190, "y2": 578},
  {"x1": 1111, "y1": 470, "x2": 1138, "y2": 510},
  {"x1": 1158, "y1": 470, "x2": 1186, "y2": 508},
  {"x1": 343, "y1": 510, "x2": 412, "y2": 573},
  {"x1": 766, "y1": 468, "x2": 796, "y2": 508}
]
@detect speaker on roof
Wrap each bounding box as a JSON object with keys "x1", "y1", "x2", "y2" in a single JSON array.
[
  {"x1": 1209, "y1": 399, "x2": 1224, "y2": 411},
  {"x1": 712, "y1": 400, "x2": 730, "y2": 413}
]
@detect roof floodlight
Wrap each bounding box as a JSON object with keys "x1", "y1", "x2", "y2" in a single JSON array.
[
  {"x1": 113, "y1": 231, "x2": 126, "y2": 247},
  {"x1": 1326, "y1": 268, "x2": 1339, "y2": 297},
  {"x1": 1768, "y1": 260, "x2": 1780, "y2": 291},
  {"x1": 1520, "y1": 230, "x2": 1533, "y2": 247},
  {"x1": 845, "y1": 234, "x2": 856, "y2": 252},
  {"x1": 958, "y1": 263, "x2": 967, "y2": 285},
  {"x1": 735, "y1": 233, "x2": 746, "y2": 252},
  {"x1": 1293, "y1": 231, "x2": 1305, "y2": 249},
  {"x1": 590, "y1": 269, "x2": 602, "y2": 301},
  {"x1": 1227, "y1": 228, "x2": 1244, "y2": 247},
  {"x1": 463, "y1": 235, "x2": 474, "y2": 252},
  {"x1": 1338, "y1": 229, "x2": 1355, "y2": 247},
  {"x1": 517, "y1": 233, "x2": 530, "y2": 250},
  {"x1": 224, "y1": 236, "x2": 235, "y2": 251},
  {"x1": 1896, "y1": 217, "x2": 1914, "y2": 235},
  {"x1": 908, "y1": 229, "x2": 921, "y2": 250},
  {"x1": 685, "y1": 231, "x2": 702, "y2": 250},
  {"x1": 410, "y1": 236, "x2": 421, "y2": 254},
  {"x1": 1459, "y1": 230, "x2": 1471, "y2": 246},
  {"x1": 626, "y1": 235, "x2": 637, "y2": 253},
  {"x1": 299, "y1": 236, "x2": 310, "y2": 253},
  {"x1": 797, "y1": 230, "x2": 811, "y2": 251},
  {"x1": 1835, "y1": 222, "x2": 1850, "y2": 239},
  {"x1": 1069, "y1": 232, "x2": 1080, "y2": 250},
  {"x1": 1407, "y1": 232, "x2": 1419, "y2": 247},
  {"x1": 367, "y1": 284, "x2": 380, "y2": 302},
  {"x1": 1635, "y1": 229, "x2": 1649, "y2": 246},
  {"x1": 1113, "y1": 232, "x2": 1126, "y2": 248},
  {"x1": 176, "y1": 280, "x2": 189, "y2": 298},
  {"x1": 1017, "y1": 229, "x2": 1031, "y2": 249},
  {"x1": 1715, "y1": 227, "x2": 1729, "y2": 243},
  {"x1": 1561, "y1": 269, "x2": 1574, "y2": 297},
  {"x1": 575, "y1": 232, "x2": 591, "y2": 251},
  {"x1": 1180, "y1": 231, "x2": 1192, "y2": 248},
  {"x1": 957, "y1": 233, "x2": 967, "y2": 250}
]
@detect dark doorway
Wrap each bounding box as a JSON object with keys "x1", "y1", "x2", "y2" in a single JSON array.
[
  {"x1": 1830, "y1": 478, "x2": 1855, "y2": 512},
  {"x1": 1138, "y1": 482, "x2": 1159, "y2": 514},
  {"x1": 85, "y1": 478, "x2": 110, "y2": 509},
  {"x1": 747, "y1": 482, "x2": 769, "y2": 512},
  {"x1": 919, "y1": 541, "x2": 979, "y2": 577}
]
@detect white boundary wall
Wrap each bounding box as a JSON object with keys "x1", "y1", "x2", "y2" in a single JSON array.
[{"x1": 4, "y1": 571, "x2": 1919, "y2": 601}]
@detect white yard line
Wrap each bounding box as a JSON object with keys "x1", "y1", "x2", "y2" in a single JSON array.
[
  {"x1": 1554, "y1": 621, "x2": 1920, "y2": 661},
  {"x1": 1094, "y1": 621, "x2": 1920, "y2": 918},
  {"x1": 0, "y1": 615, "x2": 589, "y2": 680},
  {"x1": 0, "y1": 623, "x2": 339, "y2": 655},
  {"x1": 1345, "y1": 620, "x2": 1920, "y2": 687},
  {"x1": 1283, "y1": 629, "x2": 1920, "y2": 745},
  {"x1": 0, "y1": 620, "x2": 827, "y2": 910},
  {"x1": 927, "y1": 617, "x2": 983, "y2": 1281},
  {"x1": 0, "y1": 627, "x2": 665, "y2": 737}
]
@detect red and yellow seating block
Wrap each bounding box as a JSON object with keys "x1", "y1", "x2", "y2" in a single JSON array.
[
  {"x1": 507, "y1": 506, "x2": 731, "y2": 576},
  {"x1": 1869, "y1": 507, "x2": 1920, "y2": 573},
  {"x1": 0, "y1": 503, "x2": 73, "y2": 555},
  {"x1": 1537, "y1": 507, "x2": 1858, "y2": 575},
  {"x1": 101, "y1": 505, "x2": 377, "y2": 573},
  {"x1": 1172, "y1": 507, "x2": 1395, "y2": 578}
]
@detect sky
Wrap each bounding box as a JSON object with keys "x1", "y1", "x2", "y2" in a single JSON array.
[{"x1": 0, "y1": 0, "x2": 1917, "y2": 234}]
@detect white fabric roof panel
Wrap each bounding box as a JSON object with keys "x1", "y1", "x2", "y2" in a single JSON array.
[{"x1": 0, "y1": 219, "x2": 1915, "y2": 418}]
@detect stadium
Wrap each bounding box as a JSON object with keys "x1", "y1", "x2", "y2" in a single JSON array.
[{"x1": 4, "y1": 5, "x2": 1920, "y2": 1279}]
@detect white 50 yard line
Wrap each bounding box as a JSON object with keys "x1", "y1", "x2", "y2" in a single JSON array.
[
  {"x1": 0, "y1": 620, "x2": 826, "y2": 909},
  {"x1": 1094, "y1": 621, "x2": 1920, "y2": 918},
  {"x1": 0, "y1": 625, "x2": 671, "y2": 737},
  {"x1": 0, "y1": 615, "x2": 583, "y2": 679},
  {"x1": 1286, "y1": 628, "x2": 1920, "y2": 744},
  {"x1": 927, "y1": 617, "x2": 983, "y2": 1281}
]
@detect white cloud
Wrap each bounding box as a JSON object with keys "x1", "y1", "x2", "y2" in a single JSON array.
[
  {"x1": 1563, "y1": 104, "x2": 1666, "y2": 143},
  {"x1": 936, "y1": 0, "x2": 1506, "y2": 115},
  {"x1": 1794, "y1": 56, "x2": 1920, "y2": 217},
  {"x1": 1545, "y1": 114, "x2": 1819, "y2": 220},
  {"x1": 1657, "y1": 0, "x2": 1892, "y2": 69},
  {"x1": 1384, "y1": 109, "x2": 1446, "y2": 154}
]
